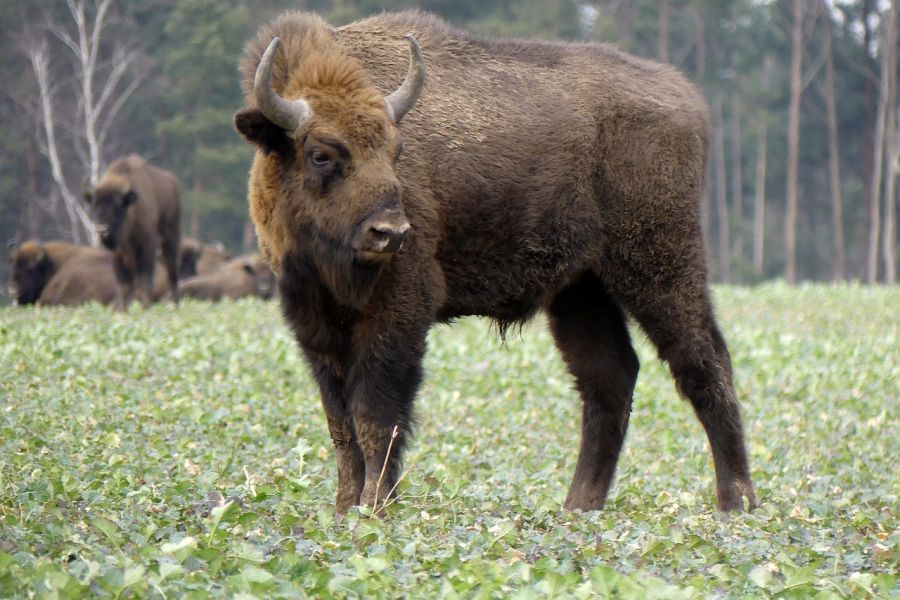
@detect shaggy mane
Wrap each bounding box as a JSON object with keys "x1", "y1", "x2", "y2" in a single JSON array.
[{"x1": 240, "y1": 12, "x2": 383, "y2": 111}]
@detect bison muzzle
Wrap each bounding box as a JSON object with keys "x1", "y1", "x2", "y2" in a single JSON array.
[{"x1": 235, "y1": 11, "x2": 759, "y2": 516}]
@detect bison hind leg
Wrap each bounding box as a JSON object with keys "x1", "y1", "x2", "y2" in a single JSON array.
[
  {"x1": 609, "y1": 264, "x2": 758, "y2": 512},
  {"x1": 547, "y1": 272, "x2": 639, "y2": 512}
]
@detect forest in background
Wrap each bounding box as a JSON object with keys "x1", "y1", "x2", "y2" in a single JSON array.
[{"x1": 1, "y1": 0, "x2": 898, "y2": 297}]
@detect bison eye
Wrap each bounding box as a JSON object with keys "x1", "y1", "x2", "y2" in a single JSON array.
[{"x1": 310, "y1": 151, "x2": 331, "y2": 167}]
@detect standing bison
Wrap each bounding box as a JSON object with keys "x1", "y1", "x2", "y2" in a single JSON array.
[
  {"x1": 86, "y1": 154, "x2": 181, "y2": 308},
  {"x1": 235, "y1": 11, "x2": 758, "y2": 514}
]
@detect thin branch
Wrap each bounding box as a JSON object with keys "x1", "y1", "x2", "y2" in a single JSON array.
[
  {"x1": 94, "y1": 47, "x2": 137, "y2": 117},
  {"x1": 98, "y1": 76, "x2": 140, "y2": 148}
]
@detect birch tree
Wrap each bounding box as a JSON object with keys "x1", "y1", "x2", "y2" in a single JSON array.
[{"x1": 24, "y1": 0, "x2": 141, "y2": 246}]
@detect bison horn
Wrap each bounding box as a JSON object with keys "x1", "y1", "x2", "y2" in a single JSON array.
[
  {"x1": 254, "y1": 37, "x2": 313, "y2": 131},
  {"x1": 385, "y1": 35, "x2": 426, "y2": 124}
]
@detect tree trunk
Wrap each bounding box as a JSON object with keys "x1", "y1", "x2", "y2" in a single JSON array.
[
  {"x1": 693, "y1": 6, "x2": 706, "y2": 81},
  {"x1": 694, "y1": 7, "x2": 711, "y2": 265},
  {"x1": 862, "y1": 0, "x2": 877, "y2": 266},
  {"x1": 753, "y1": 55, "x2": 773, "y2": 278},
  {"x1": 867, "y1": 0, "x2": 896, "y2": 284},
  {"x1": 822, "y1": 6, "x2": 846, "y2": 281},
  {"x1": 658, "y1": 0, "x2": 670, "y2": 63},
  {"x1": 882, "y1": 0, "x2": 899, "y2": 284},
  {"x1": 713, "y1": 95, "x2": 730, "y2": 282},
  {"x1": 731, "y1": 92, "x2": 744, "y2": 274},
  {"x1": 242, "y1": 220, "x2": 257, "y2": 253},
  {"x1": 26, "y1": 136, "x2": 39, "y2": 239},
  {"x1": 785, "y1": 0, "x2": 804, "y2": 284},
  {"x1": 191, "y1": 178, "x2": 203, "y2": 238}
]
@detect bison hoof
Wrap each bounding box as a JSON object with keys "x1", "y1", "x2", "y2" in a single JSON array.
[
  {"x1": 563, "y1": 491, "x2": 607, "y2": 513},
  {"x1": 717, "y1": 480, "x2": 759, "y2": 512}
]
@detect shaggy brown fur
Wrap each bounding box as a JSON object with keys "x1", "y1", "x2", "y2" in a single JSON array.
[
  {"x1": 87, "y1": 154, "x2": 181, "y2": 308},
  {"x1": 39, "y1": 250, "x2": 118, "y2": 306},
  {"x1": 9, "y1": 240, "x2": 110, "y2": 305},
  {"x1": 236, "y1": 11, "x2": 757, "y2": 514},
  {"x1": 178, "y1": 253, "x2": 276, "y2": 302}
]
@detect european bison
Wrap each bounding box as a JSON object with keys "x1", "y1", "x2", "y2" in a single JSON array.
[
  {"x1": 86, "y1": 154, "x2": 181, "y2": 308},
  {"x1": 178, "y1": 253, "x2": 276, "y2": 301},
  {"x1": 235, "y1": 11, "x2": 758, "y2": 514},
  {"x1": 177, "y1": 237, "x2": 230, "y2": 279},
  {"x1": 38, "y1": 251, "x2": 118, "y2": 306},
  {"x1": 9, "y1": 240, "x2": 110, "y2": 305}
]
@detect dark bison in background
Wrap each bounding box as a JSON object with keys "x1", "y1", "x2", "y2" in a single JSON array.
[
  {"x1": 235, "y1": 11, "x2": 758, "y2": 515},
  {"x1": 86, "y1": 154, "x2": 181, "y2": 308},
  {"x1": 9, "y1": 240, "x2": 111, "y2": 305},
  {"x1": 178, "y1": 253, "x2": 276, "y2": 301},
  {"x1": 178, "y1": 237, "x2": 231, "y2": 279}
]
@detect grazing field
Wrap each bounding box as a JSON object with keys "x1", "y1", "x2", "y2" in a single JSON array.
[{"x1": 0, "y1": 284, "x2": 897, "y2": 598}]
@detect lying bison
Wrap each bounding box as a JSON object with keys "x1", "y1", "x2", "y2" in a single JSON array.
[
  {"x1": 177, "y1": 237, "x2": 231, "y2": 280},
  {"x1": 235, "y1": 11, "x2": 758, "y2": 514},
  {"x1": 9, "y1": 240, "x2": 111, "y2": 305},
  {"x1": 38, "y1": 251, "x2": 118, "y2": 306},
  {"x1": 86, "y1": 154, "x2": 181, "y2": 308},
  {"x1": 179, "y1": 253, "x2": 276, "y2": 301}
]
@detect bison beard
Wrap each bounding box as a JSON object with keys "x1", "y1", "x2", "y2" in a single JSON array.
[{"x1": 280, "y1": 239, "x2": 423, "y2": 512}]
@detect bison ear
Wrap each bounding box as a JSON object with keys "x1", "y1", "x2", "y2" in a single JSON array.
[
  {"x1": 7, "y1": 240, "x2": 19, "y2": 260},
  {"x1": 234, "y1": 108, "x2": 293, "y2": 157},
  {"x1": 123, "y1": 190, "x2": 137, "y2": 206}
]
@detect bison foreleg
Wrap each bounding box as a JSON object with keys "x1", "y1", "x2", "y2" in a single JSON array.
[
  {"x1": 305, "y1": 353, "x2": 365, "y2": 515},
  {"x1": 348, "y1": 333, "x2": 424, "y2": 513}
]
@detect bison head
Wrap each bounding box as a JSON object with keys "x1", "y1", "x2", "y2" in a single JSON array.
[
  {"x1": 234, "y1": 33, "x2": 425, "y2": 308},
  {"x1": 9, "y1": 240, "x2": 52, "y2": 305},
  {"x1": 245, "y1": 255, "x2": 277, "y2": 300},
  {"x1": 84, "y1": 175, "x2": 137, "y2": 250},
  {"x1": 178, "y1": 237, "x2": 203, "y2": 279}
]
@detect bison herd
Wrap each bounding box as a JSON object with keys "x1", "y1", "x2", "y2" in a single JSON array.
[{"x1": 8, "y1": 154, "x2": 275, "y2": 308}]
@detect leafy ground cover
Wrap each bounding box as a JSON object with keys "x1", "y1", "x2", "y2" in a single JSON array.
[{"x1": 0, "y1": 283, "x2": 897, "y2": 598}]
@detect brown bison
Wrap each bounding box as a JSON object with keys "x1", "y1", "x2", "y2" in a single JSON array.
[
  {"x1": 9, "y1": 240, "x2": 110, "y2": 305},
  {"x1": 38, "y1": 251, "x2": 118, "y2": 306},
  {"x1": 235, "y1": 12, "x2": 758, "y2": 515},
  {"x1": 86, "y1": 154, "x2": 181, "y2": 308},
  {"x1": 178, "y1": 253, "x2": 276, "y2": 301},
  {"x1": 177, "y1": 237, "x2": 230, "y2": 279}
]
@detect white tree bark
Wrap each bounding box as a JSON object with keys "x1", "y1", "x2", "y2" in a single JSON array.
[{"x1": 29, "y1": 43, "x2": 97, "y2": 246}]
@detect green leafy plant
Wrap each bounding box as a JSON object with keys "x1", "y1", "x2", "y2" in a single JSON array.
[{"x1": 0, "y1": 284, "x2": 896, "y2": 597}]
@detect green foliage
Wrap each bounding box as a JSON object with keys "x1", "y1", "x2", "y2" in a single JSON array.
[
  {"x1": 1, "y1": 284, "x2": 897, "y2": 597},
  {"x1": 154, "y1": 0, "x2": 256, "y2": 247}
]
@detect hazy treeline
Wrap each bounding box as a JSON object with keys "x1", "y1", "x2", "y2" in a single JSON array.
[{"x1": 1, "y1": 0, "x2": 898, "y2": 297}]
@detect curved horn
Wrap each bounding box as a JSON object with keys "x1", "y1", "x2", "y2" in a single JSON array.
[
  {"x1": 385, "y1": 35, "x2": 426, "y2": 123},
  {"x1": 254, "y1": 37, "x2": 313, "y2": 131}
]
